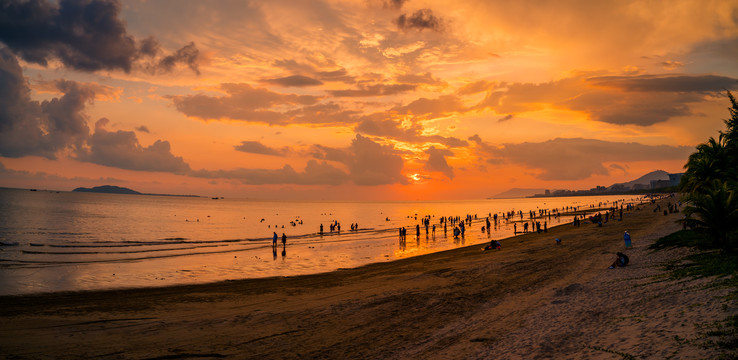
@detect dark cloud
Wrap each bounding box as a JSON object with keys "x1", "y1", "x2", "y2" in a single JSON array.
[
  {"x1": 316, "y1": 68, "x2": 355, "y2": 84},
  {"x1": 424, "y1": 146, "x2": 454, "y2": 179},
  {"x1": 0, "y1": 0, "x2": 200, "y2": 74},
  {"x1": 479, "y1": 137, "x2": 693, "y2": 181},
  {"x1": 156, "y1": 42, "x2": 200, "y2": 75},
  {"x1": 261, "y1": 75, "x2": 323, "y2": 87},
  {"x1": 396, "y1": 9, "x2": 442, "y2": 32},
  {"x1": 383, "y1": 0, "x2": 408, "y2": 10},
  {"x1": 0, "y1": 48, "x2": 92, "y2": 159},
  {"x1": 312, "y1": 134, "x2": 407, "y2": 185},
  {"x1": 329, "y1": 83, "x2": 416, "y2": 97},
  {"x1": 688, "y1": 37, "x2": 738, "y2": 64},
  {"x1": 190, "y1": 160, "x2": 349, "y2": 186},
  {"x1": 468, "y1": 134, "x2": 482, "y2": 143},
  {"x1": 135, "y1": 125, "x2": 150, "y2": 133},
  {"x1": 587, "y1": 74, "x2": 738, "y2": 93},
  {"x1": 498, "y1": 114, "x2": 514, "y2": 122},
  {"x1": 234, "y1": 141, "x2": 285, "y2": 157},
  {"x1": 76, "y1": 119, "x2": 190, "y2": 174}
]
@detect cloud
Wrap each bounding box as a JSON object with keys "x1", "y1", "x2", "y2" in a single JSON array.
[
  {"x1": 0, "y1": 49, "x2": 92, "y2": 159},
  {"x1": 587, "y1": 74, "x2": 738, "y2": 93},
  {"x1": 661, "y1": 61, "x2": 684, "y2": 70},
  {"x1": 475, "y1": 137, "x2": 693, "y2": 181},
  {"x1": 135, "y1": 125, "x2": 150, "y2": 133},
  {"x1": 396, "y1": 9, "x2": 442, "y2": 32},
  {"x1": 234, "y1": 141, "x2": 285, "y2": 157},
  {"x1": 0, "y1": 0, "x2": 200, "y2": 74},
  {"x1": 190, "y1": 160, "x2": 349, "y2": 186},
  {"x1": 424, "y1": 146, "x2": 454, "y2": 179},
  {"x1": 316, "y1": 68, "x2": 356, "y2": 84},
  {"x1": 457, "y1": 80, "x2": 494, "y2": 95},
  {"x1": 498, "y1": 114, "x2": 514, "y2": 122},
  {"x1": 312, "y1": 134, "x2": 407, "y2": 185},
  {"x1": 0, "y1": 160, "x2": 125, "y2": 185},
  {"x1": 190, "y1": 135, "x2": 408, "y2": 186},
  {"x1": 156, "y1": 42, "x2": 201, "y2": 75},
  {"x1": 76, "y1": 119, "x2": 191, "y2": 174},
  {"x1": 383, "y1": 0, "x2": 408, "y2": 10},
  {"x1": 476, "y1": 73, "x2": 738, "y2": 126},
  {"x1": 329, "y1": 83, "x2": 416, "y2": 97},
  {"x1": 171, "y1": 83, "x2": 320, "y2": 124},
  {"x1": 272, "y1": 59, "x2": 355, "y2": 84},
  {"x1": 396, "y1": 72, "x2": 445, "y2": 86},
  {"x1": 356, "y1": 117, "x2": 468, "y2": 148},
  {"x1": 396, "y1": 95, "x2": 466, "y2": 118},
  {"x1": 261, "y1": 75, "x2": 323, "y2": 87}
]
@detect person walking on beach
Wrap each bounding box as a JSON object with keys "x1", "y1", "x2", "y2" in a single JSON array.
[
  {"x1": 623, "y1": 231, "x2": 632, "y2": 248},
  {"x1": 273, "y1": 232, "x2": 278, "y2": 248},
  {"x1": 281, "y1": 233, "x2": 287, "y2": 247}
]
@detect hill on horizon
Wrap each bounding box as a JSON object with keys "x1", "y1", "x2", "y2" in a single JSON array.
[
  {"x1": 608, "y1": 170, "x2": 670, "y2": 190},
  {"x1": 73, "y1": 185, "x2": 142, "y2": 195},
  {"x1": 492, "y1": 188, "x2": 546, "y2": 199}
]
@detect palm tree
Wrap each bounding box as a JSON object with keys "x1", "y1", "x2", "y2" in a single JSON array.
[
  {"x1": 682, "y1": 180, "x2": 738, "y2": 251},
  {"x1": 680, "y1": 135, "x2": 732, "y2": 194},
  {"x1": 679, "y1": 91, "x2": 738, "y2": 252}
]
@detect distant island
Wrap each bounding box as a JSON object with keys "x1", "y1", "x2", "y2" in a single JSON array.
[{"x1": 73, "y1": 185, "x2": 200, "y2": 198}]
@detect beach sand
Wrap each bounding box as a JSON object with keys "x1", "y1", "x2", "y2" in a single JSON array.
[{"x1": 1, "y1": 198, "x2": 734, "y2": 359}]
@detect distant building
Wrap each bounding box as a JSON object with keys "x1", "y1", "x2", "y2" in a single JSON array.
[
  {"x1": 632, "y1": 183, "x2": 648, "y2": 191},
  {"x1": 609, "y1": 184, "x2": 627, "y2": 192},
  {"x1": 668, "y1": 173, "x2": 683, "y2": 187},
  {"x1": 545, "y1": 189, "x2": 551, "y2": 196},
  {"x1": 650, "y1": 179, "x2": 670, "y2": 189}
]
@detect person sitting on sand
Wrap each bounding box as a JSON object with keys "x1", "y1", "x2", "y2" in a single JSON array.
[
  {"x1": 608, "y1": 252, "x2": 629, "y2": 269},
  {"x1": 483, "y1": 240, "x2": 502, "y2": 250}
]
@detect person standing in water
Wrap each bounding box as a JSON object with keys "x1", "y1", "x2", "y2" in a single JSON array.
[
  {"x1": 282, "y1": 233, "x2": 287, "y2": 247},
  {"x1": 272, "y1": 232, "x2": 278, "y2": 248}
]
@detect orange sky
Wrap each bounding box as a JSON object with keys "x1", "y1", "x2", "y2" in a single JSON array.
[{"x1": 1, "y1": 0, "x2": 737, "y2": 200}]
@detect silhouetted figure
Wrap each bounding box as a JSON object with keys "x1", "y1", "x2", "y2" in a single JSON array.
[{"x1": 609, "y1": 252, "x2": 629, "y2": 268}]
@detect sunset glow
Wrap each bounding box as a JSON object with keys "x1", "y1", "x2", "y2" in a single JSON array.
[{"x1": 1, "y1": 0, "x2": 737, "y2": 200}]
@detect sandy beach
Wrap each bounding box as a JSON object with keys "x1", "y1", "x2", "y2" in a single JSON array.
[{"x1": 1, "y1": 198, "x2": 734, "y2": 359}]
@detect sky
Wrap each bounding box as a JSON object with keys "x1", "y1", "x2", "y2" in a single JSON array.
[{"x1": 1, "y1": 0, "x2": 737, "y2": 200}]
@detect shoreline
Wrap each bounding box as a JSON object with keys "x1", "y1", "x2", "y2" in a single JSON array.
[
  {"x1": 0, "y1": 204, "x2": 614, "y2": 298},
  {"x1": 3, "y1": 197, "x2": 729, "y2": 359},
  {"x1": 0, "y1": 203, "x2": 621, "y2": 297}
]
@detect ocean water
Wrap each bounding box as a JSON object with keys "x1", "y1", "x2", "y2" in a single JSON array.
[{"x1": 0, "y1": 188, "x2": 643, "y2": 295}]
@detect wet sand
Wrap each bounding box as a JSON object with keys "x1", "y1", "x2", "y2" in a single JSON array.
[{"x1": 0, "y1": 198, "x2": 733, "y2": 359}]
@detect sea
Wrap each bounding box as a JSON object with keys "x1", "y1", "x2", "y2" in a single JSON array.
[{"x1": 0, "y1": 188, "x2": 644, "y2": 295}]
